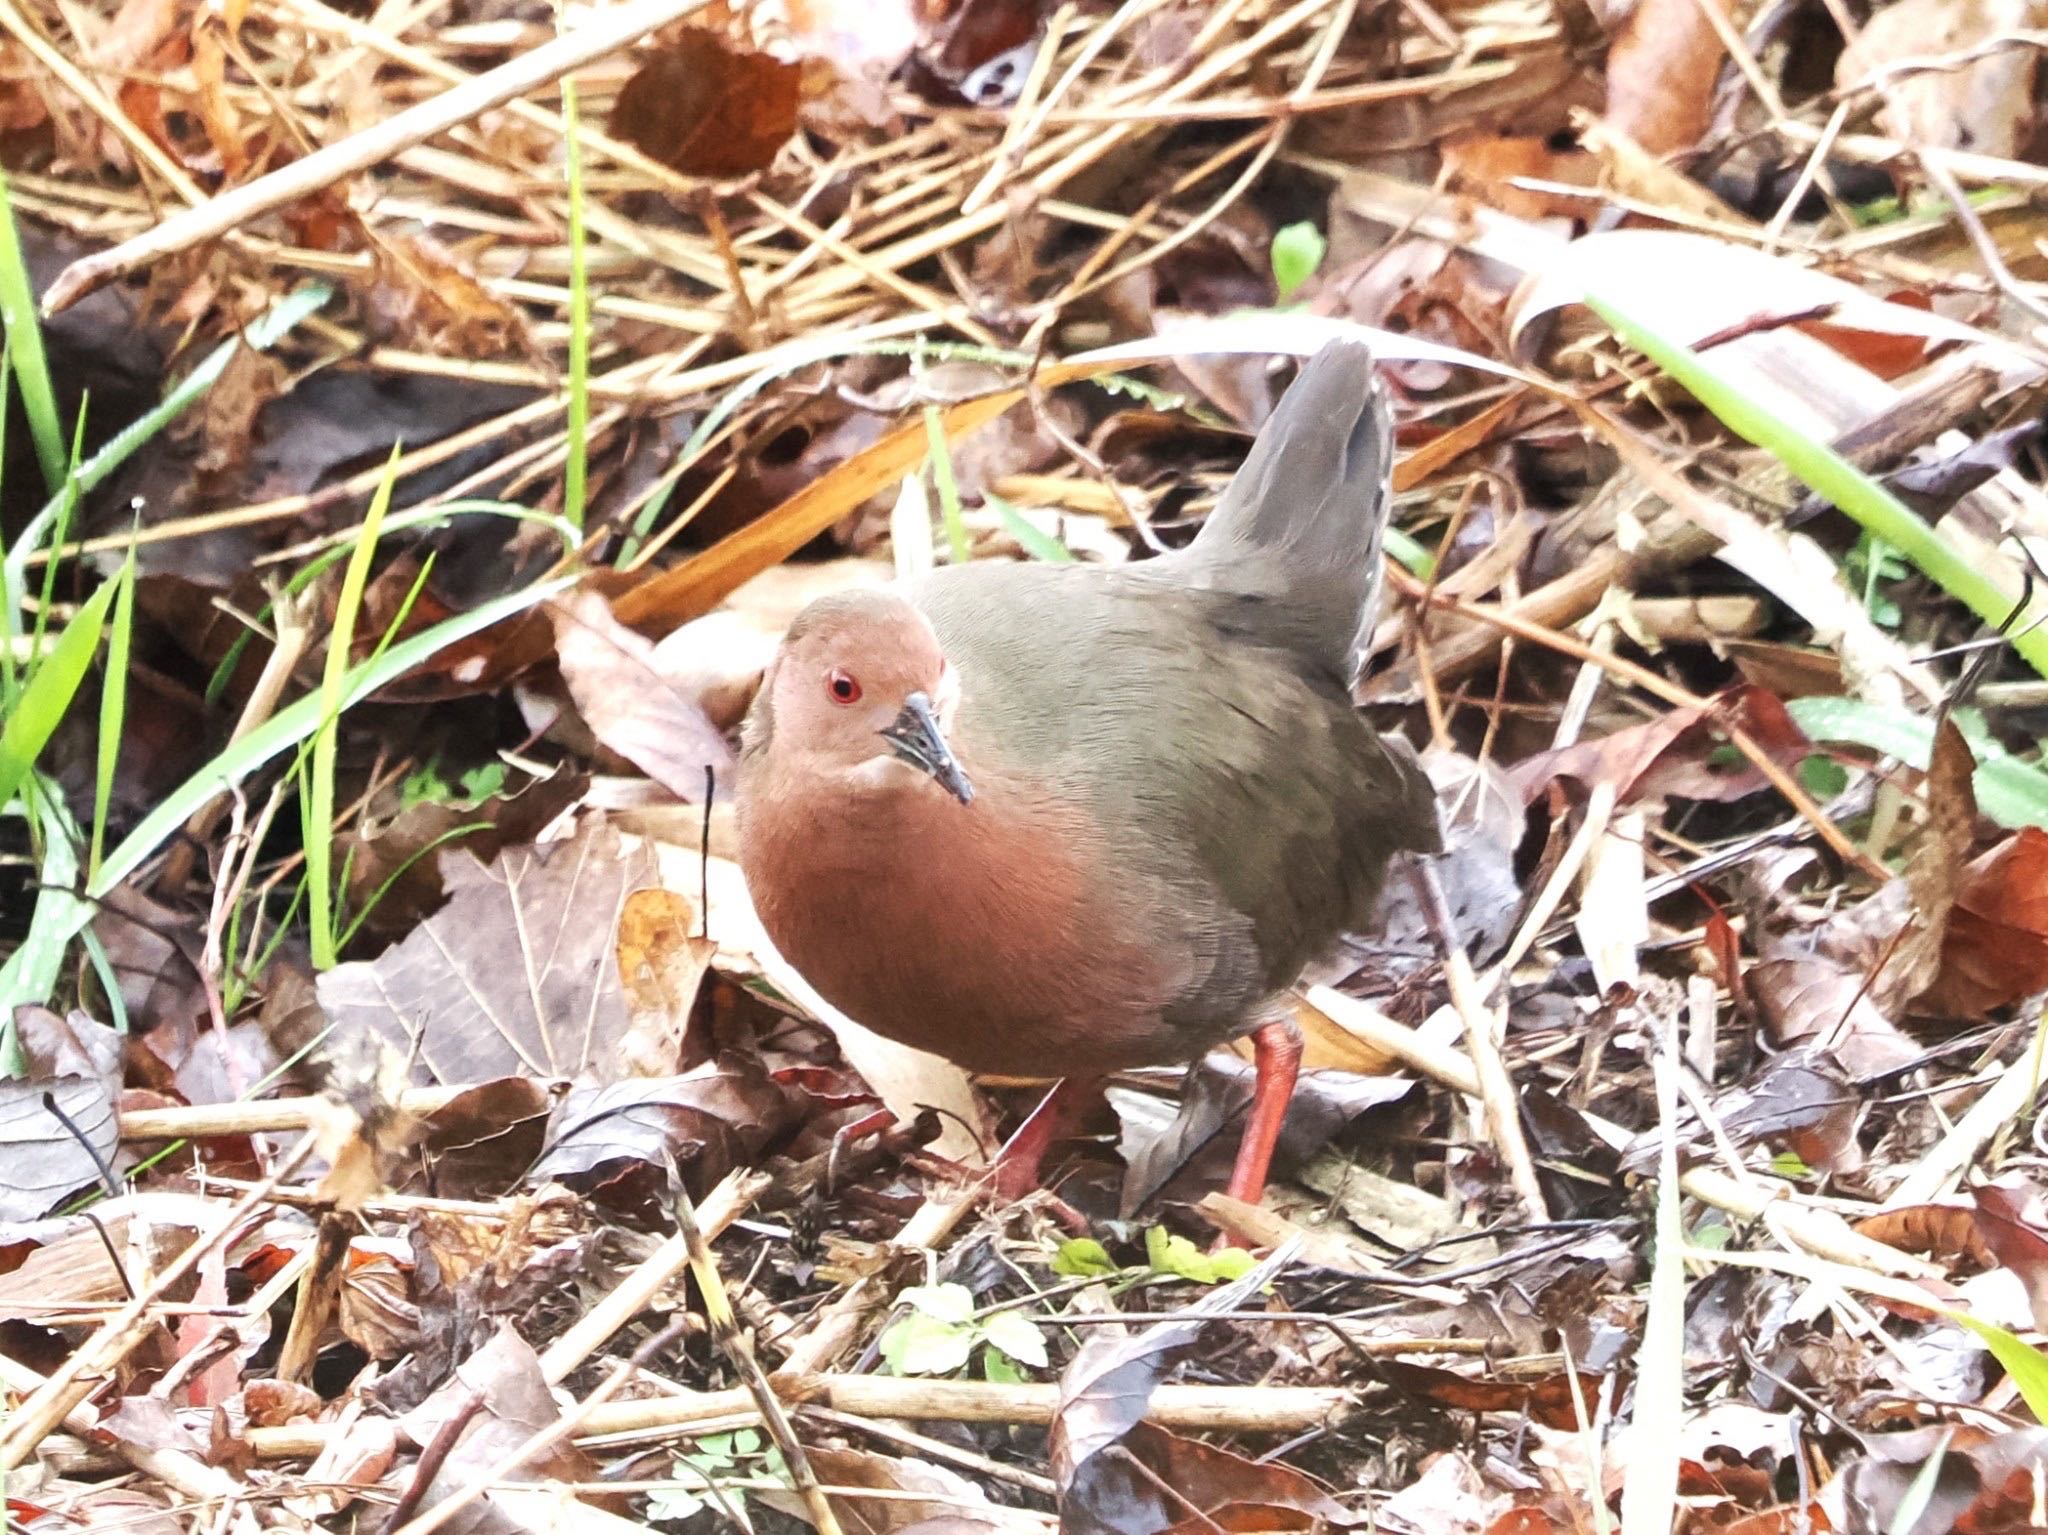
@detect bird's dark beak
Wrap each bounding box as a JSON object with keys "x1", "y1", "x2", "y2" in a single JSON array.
[{"x1": 880, "y1": 691, "x2": 974, "y2": 804}]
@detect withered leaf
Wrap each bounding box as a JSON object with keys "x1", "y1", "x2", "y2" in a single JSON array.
[
  {"x1": 1052, "y1": 1248, "x2": 1292, "y2": 1517},
  {"x1": 549, "y1": 589, "x2": 735, "y2": 800},
  {"x1": 1061, "y1": 1420, "x2": 1357, "y2": 1535},
  {"x1": 0, "y1": 1008, "x2": 123, "y2": 1221},
  {"x1": 317, "y1": 817, "x2": 664, "y2": 1087},
  {"x1": 1917, "y1": 827, "x2": 2048, "y2": 1018},
  {"x1": 531, "y1": 1060, "x2": 794, "y2": 1208},
  {"x1": 607, "y1": 29, "x2": 800, "y2": 177}
]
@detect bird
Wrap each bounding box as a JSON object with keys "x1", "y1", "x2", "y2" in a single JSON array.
[{"x1": 735, "y1": 340, "x2": 1443, "y2": 1211}]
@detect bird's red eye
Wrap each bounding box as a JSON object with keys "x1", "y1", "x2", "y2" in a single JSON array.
[{"x1": 827, "y1": 670, "x2": 861, "y2": 704}]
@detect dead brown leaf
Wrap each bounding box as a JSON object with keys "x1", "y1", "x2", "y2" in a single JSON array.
[
  {"x1": 616, "y1": 888, "x2": 716, "y2": 1077},
  {"x1": 530, "y1": 1060, "x2": 795, "y2": 1211},
  {"x1": 1971, "y1": 1182, "x2": 2048, "y2": 1332},
  {"x1": 366, "y1": 232, "x2": 532, "y2": 359},
  {"x1": 608, "y1": 29, "x2": 801, "y2": 177},
  {"x1": 1052, "y1": 1249, "x2": 1291, "y2": 1525},
  {"x1": 1062, "y1": 1420, "x2": 1358, "y2": 1535},
  {"x1": 548, "y1": 588, "x2": 737, "y2": 799},
  {"x1": 1916, "y1": 827, "x2": 2048, "y2": 1017},
  {"x1": 1509, "y1": 686, "x2": 1810, "y2": 809},
  {"x1": 1838, "y1": 0, "x2": 2048, "y2": 158},
  {"x1": 396, "y1": 1323, "x2": 599, "y2": 1535},
  {"x1": 316, "y1": 816, "x2": 666, "y2": 1087},
  {"x1": 1602, "y1": 0, "x2": 1732, "y2": 154}
]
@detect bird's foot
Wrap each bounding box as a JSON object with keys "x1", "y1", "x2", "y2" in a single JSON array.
[
  {"x1": 988, "y1": 1075, "x2": 1100, "y2": 1195},
  {"x1": 1213, "y1": 1020, "x2": 1304, "y2": 1251}
]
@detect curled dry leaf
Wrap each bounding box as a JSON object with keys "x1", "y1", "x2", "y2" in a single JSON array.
[
  {"x1": 337, "y1": 1238, "x2": 423, "y2": 1359},
  {"x1": 1051, "y1": 1246, "x2": 1294, "y2": 1521},
  {"x1": 0, "y1": 1193, "x2": 216, "y2": 1323},
  {"x1": 1853, "y1": 1203, "x2": 1993, "y2": 1267},
  {"x1": 532, "y1": 1060, "x2": 797, "y2": 1209},
  {"x1": 1971, "y1": 1183, "x2": 2048, "y2": 1332},
  {"x1": 395, "y1": 1323, "x2": 599, "y2": 1535},
  {"x1": 1750, "y1": 944, "x2": 1921, "y2": 1077},
  {"x1": 338, "y1": 768, "x2": 586, "y2": 942},
  {"x1": 1062, "y1": 1420, "x2": 1357, "y2": 1535},
  {"x1": 286, "y1": 1406, "x2": 401, "y2": 1521},
  {"x1": 1509, "y1": 686, "x2": 1810, "y2": 809},
  {"x1": 1600, "y1": 0, "x2": 1731, "y2": 155},
  {"x1": 1746, "y1": 716, "x2": 1979, "y2": 1076},
  {"x1": 550, "y1": 589, "x2": 736, "y2": 801},
  {"x1": 616, "y1": 888, "x2": 716, "y2": 1077},
  {"x1": 365, "y1": 232, "x2": 530, "y2": 358},
  {"x1": 1622, "y1": 1048, "x2": 1862, "y2": 1175},
  {"x1": 1377, "y1": 1358, "x2": 1607, "y2": 1432},
  {"x1": 757, "y1": 1445, "x2": 1028, "y2": 1534},
  {"x1": 1368, "y1": 748, "x2": 1524, "y2": 970}
]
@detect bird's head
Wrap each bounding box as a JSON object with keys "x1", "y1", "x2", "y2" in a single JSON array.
[{"x1": 752, "y1": 589, "x2": 974, "y2": 804}]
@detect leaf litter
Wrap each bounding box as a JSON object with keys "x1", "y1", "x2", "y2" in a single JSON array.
[{"x1": 14, "y1": 0, "x2": 2048, "y2": 1532}]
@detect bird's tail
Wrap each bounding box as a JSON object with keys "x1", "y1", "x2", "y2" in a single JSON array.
[{"x1": 1163, "y1": 341, "x2": 1393, "y2": 684}]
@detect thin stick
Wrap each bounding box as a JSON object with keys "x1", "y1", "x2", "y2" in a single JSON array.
[
  {"x1": 1406, "y1": 858, "x2": 1550, "y2": 1221},
  {"x1": 121, "y1": 1086, "x2": 470, "y2": 1140},
  {"x1": 233, "y1": 1376, "x2": 1352, "y2": 1462},
  {"x1": 42, "y1": 0, "x2": 715, "y2": 313}
]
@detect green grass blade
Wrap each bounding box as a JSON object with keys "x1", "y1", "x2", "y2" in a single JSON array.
[
  {"x1": 95, "y1": 573, "x2": 574, "y2": 901},
  {"x1": 0, "y1": 175, "x2": 66, "y2": 492},
  {"x1": 305, "y1": 449, "x2": 399, "y2": 968},
  {"x1": 1949, "y1": 1313, "x2": 2048, "y2": 1421},
  {"x1": 88, "y1": 548, "x2": 136, "y2": 881},
  {"x1": 1, "y1": 282, "x2": 332, "y2": 621},
  {"x1": 29, "y1": 406, "x2": 87, "y2": 659},
  {"x1": 0, "y1": 776, "x2": 84, "y2": 1024},
  {"x1": 1588, "y1": 294, "x2": 2048, "y2": 681},
  {"x1": 336, "y1": 821, "x2": 489, "y2": 951},
  {"x1": 205, "y1": 499, "x2": 578, "y2": 703},
  {"x1": 1383, "y1": 524, "x2": 1434, "y2": 579},
  {"x1": 0, "y1": 575, "x2": 118, "y2": 814},
  {"x1": 0, "y1": 570, "x2": 576, "y2": 1008},
  {"x1": 922, "y1": 405, "x2": 970, "y2": 564},
  {"x1": 0, "y1": 336, "x2": 15, "y2": 691},
  {"x1": 983, "y1": 493, "x2": 1073, "y2": 563}
]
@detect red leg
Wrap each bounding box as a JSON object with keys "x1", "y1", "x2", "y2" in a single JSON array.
[
  {"x1": 993, "y1": 1076, "x2": 1099, "y2": 1201},
  {"x1": 1225, "y1": 1020, "x2": 1303, "y2": 1208}
]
